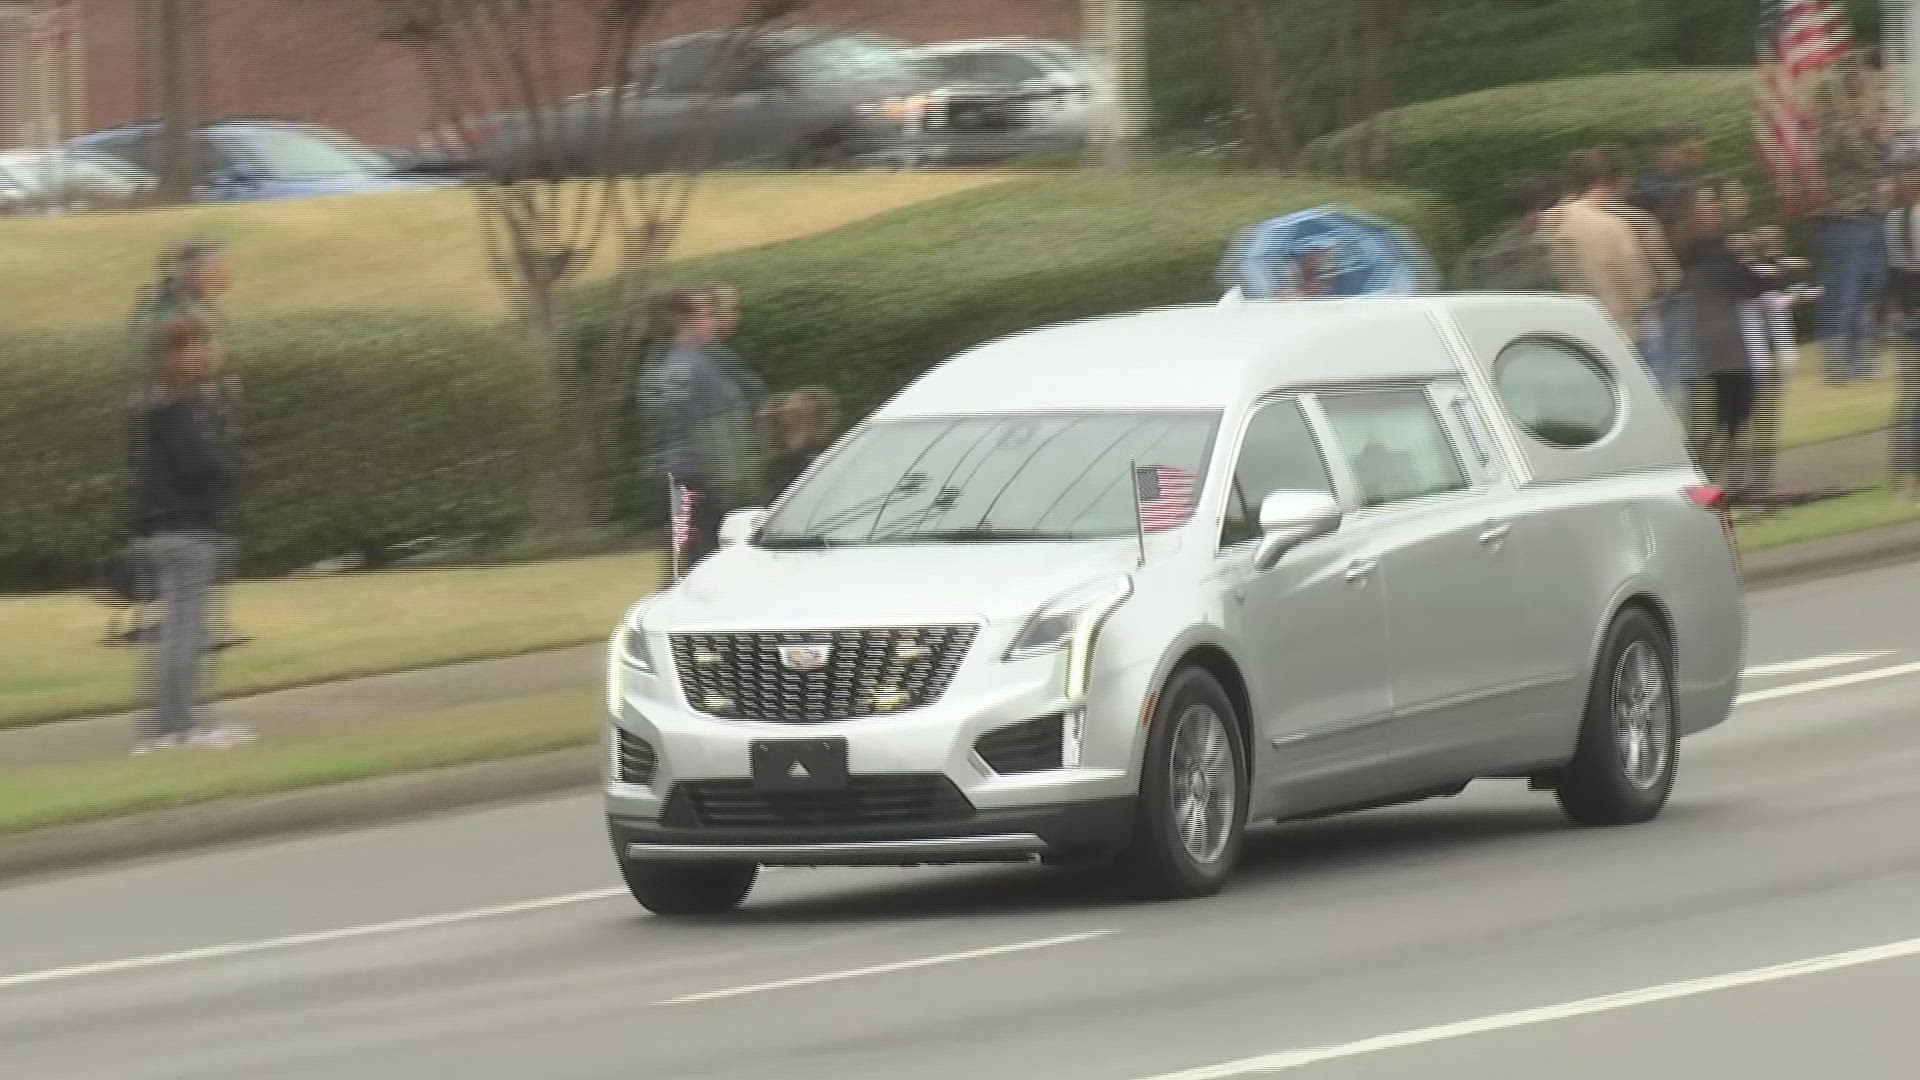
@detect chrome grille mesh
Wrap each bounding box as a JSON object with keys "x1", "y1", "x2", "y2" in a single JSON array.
[{"x1": 669, "y1": 625, "x2": 977, "y2": 722}]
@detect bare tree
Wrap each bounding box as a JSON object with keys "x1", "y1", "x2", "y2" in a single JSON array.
[
  {"x1": 1201, "y1": 0, "x2": 1421, "y2": 174},
  {"x1": 368, "y1": 0, "x2": 806, "y2": 531}
]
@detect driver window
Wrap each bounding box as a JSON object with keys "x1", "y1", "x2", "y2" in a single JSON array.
[{"x1": 1221, "y1": 398, "x2": 1333, "y2": 548}]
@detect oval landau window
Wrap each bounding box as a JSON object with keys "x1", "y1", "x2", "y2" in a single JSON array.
[{"x1": 1493, "y1": 338, "x2": 1620, "y2": 449}]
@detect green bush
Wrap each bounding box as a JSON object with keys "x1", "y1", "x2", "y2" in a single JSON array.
[
  {"x1": 0, "y1": 313, "x2": 551, "y2": 590},
  {"x1": 1301, "y1": 69, "x2": 1760, "y2": 241},
  {"x1": 575, "y1": 172, "x2": 1460, "y2": 527},
  {"x1": 3, "y1": 174, "x2": 1454, "y2": 588}
]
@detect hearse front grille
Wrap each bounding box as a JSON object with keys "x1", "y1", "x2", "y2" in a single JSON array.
[{"x1": 669, "y1": 625, "x2": 977, "y2": 722}]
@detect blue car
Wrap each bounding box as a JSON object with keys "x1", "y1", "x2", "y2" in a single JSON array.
[{"x1": 69, "y1": 118, "x2": 456, "y2": 203}]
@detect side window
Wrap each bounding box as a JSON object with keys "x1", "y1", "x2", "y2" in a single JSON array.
[
  {"x1": 1494, "y1": 338, "x2": 1620, "y2": 449},
  {"x1": 1319, "y1": 389, "x2": 1469, "y2": 509},
  {"x1": 1220, "y1": 398, "x2": 1334, "y2": 547}
]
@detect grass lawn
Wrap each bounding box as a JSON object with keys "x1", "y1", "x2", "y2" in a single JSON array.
[
  {"x1": 0, "y1": 553, "x2": 658, "y2": 730},
  {"x1": 0, "y1": 688, "x2": 598, "y2": 836},
  {"x1": 0, "y1": 171, "x2": 1020, "y2": 329},
  {"x1": 1736, "y1": 484, "x2": 1920, "y2": 552},
  {"x1": 1777, "y1": 358, "x2": 1897, "y2": 450}
]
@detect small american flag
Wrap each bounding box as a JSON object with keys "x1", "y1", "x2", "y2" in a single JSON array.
[
  {"x1": 1756, "y1": 0, "x2": 1855, "y2": 219},
  {"x1": 1134, "y1": 465, "x2": 1199, "y2": 532},
  {"x1": 669, "y1": 479, "x2": 695, "y2": 553}
]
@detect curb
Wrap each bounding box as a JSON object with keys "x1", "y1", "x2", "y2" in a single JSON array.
[
  {"x1": 7, "y1": 526, "x2": 1920, "y2": 886},
  {"x1": 0, "y1": 748, "x2": 598, "y2": 886}
]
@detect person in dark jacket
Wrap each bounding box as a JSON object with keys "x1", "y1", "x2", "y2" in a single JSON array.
[
  {"x1": 1455, "y1": 177, "x2": 1565, "y2": 293},
  {"x1": 132, "y1": 318, "x2": 254, "y2": 753},
  {"x1": 1677, "y1": 186, "x2": 1769, "y2": 486},
  {"x1": 638, "y1": 286, "x2": 769, "y2": 569},
  {"x1": 127, "y1": 239, "x2": 247, "y2": 650}
]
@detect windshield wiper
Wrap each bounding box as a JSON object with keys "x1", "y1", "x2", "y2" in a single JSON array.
[
  {"x1": 755, "y1": 533, "x2": 835, "y2": 550},
  {"x1": 883, "y1": 528, "x2": 1082, "y2": 543}
]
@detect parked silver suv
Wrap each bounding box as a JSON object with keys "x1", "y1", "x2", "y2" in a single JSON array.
[{"x1": 605, "y1": 294, "x2": 1745, "y2": 915}]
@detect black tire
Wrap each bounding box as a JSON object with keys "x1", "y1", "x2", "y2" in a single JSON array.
[
  {"x1": 1555, "y1": 607, "x2": 1680, "y2": 827},
  {"x1": 618, "y1": 859, "x2": 758, "y2": 916},
  {"x1": 1117, "y1": 666, "x2": 1250, "y2": 900}
]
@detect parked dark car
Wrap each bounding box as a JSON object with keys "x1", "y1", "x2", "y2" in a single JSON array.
[
  {"x1": 69, "y1": 119, "x2": 457, "y2": 203},
  {"x1": 467, "y1": 28, "x2": 989, "y2": 178},
  {"x1": 918, "y1": 39, "x2": 1112, "y2": 164}
]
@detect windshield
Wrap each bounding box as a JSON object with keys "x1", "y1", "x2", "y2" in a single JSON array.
[
  {"x1": 785, "y1": 35, "x2": 934, "y2": 82},
  {"x1": 759, "y1": 412, "x2": 1219, "y2": 547},
  {"x1": 230, "y1": 127, "x2": 377, "y2": 180}
]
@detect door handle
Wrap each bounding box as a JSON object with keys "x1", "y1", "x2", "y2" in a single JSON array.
[
  {"x1": 1344, "y1": 558, "x2": 1378, "y2": 584},
  {"x1": 1478, "y1": 522, "x2": 1513, "y2": 547}
]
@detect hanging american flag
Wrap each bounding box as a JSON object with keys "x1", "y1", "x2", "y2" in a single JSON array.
[
  {"x1": 1134, "y1": 465, "x2": 1199, "y2": 532},
  {"x1": 1756, "y1": 0, "x2": 1856, "y2": 219}
]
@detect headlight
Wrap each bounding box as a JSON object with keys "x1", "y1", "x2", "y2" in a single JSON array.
[
  {"x1": 1004, "y1": 575, "x2": 1132, "y2": 700},
  {"x1": 607, "y1": 601, "x2": 656, "y2": 716},
  {"x1": 857, "y1": 94, "x2": 930, "y2": 121}
]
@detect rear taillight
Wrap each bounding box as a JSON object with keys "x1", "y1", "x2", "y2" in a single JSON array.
[{"x1": 1684, "y1": 484, "x2": 1728, "y2": 512}]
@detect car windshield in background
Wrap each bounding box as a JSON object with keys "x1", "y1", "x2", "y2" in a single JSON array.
[
  {"x1": 787, "y1": 35, "x2": 933, "y2": 82},
  {"x1": 235, "y1": 127, "x2": 376, "y2": 179},
  {"x1": 759, "y1": 412, "x2": 1219, "y2": 547}
]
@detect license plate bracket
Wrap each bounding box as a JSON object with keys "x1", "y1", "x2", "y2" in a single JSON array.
[{"x1": 750, "y1": 738, "x2": 849, "y2": 792}]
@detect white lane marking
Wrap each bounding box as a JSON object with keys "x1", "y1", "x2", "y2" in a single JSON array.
[
  {"x1": 1736, "y1": 659, "x2": 1920, "y2": 706},
  {"x1": 1135, "y1": 932, "x2": 1920, "y2": 1079},
  {"x1": 0, "y1": 888, "x2": 624, "y2": 993},
  {"x1": 659, "y1": 929, "x2": 1121, "y2": 1005},
  {"x1": 1741, "y1": 652, "x2": 1893, "y2": 680}
]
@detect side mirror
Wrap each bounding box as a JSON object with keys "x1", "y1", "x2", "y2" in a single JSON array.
[
  {"x1": 719, "y1": 508, "x2": 770, "y2": 548},
  {"x1": 1253, "y1": 490, "x2": 1342, "y2": 572}
]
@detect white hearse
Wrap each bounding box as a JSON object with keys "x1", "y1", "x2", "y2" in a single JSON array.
[{"x1": 604, "y1": 294, "x2": 1745, "y2": 914}]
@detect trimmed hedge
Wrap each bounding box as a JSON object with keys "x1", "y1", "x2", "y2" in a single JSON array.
[
  {"x1": 3, "y1": 174, "x2": 1454, "y2": 589},
  {"x1": 1301, "y1": 69, "x2": 1760, "y2": 242},
  {"x1": 0, "y1": 313, "x2": 551, "y2": 590},
  {"x1": 572, "y1": 172, "x2": 1461, "y2": 527}
]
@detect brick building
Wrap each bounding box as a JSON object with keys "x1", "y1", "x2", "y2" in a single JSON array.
[{"x1": 2, "y1": 0, "x2": 1080, "y2": 151}]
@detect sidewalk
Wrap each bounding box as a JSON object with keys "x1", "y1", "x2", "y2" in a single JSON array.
[{"x1": 0, "y1": 432, "x2": 1901, "y2": 773}]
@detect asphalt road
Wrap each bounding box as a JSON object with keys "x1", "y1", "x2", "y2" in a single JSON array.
[{"x1": 6, "y1": 562, "x2": 1920, "y2": 1079}]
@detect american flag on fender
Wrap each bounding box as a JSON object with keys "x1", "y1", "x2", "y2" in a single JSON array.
[
  {"x1": 1756, "y1": 0, "x2": 1855, "y2": 219},
  {"x1": 1134, "y1": 465, "x2": 1199, "y2": 532},
  {"x1": 669, "y1": 478, "x2": 695, "y2": 553}
]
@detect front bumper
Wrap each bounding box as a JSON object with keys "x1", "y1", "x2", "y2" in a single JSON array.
[{"x1": 610, "y1": 796, "x2": 1133, "y2": 866}]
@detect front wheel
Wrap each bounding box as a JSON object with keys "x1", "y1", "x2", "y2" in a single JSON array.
[
  {"x1": 619, "y1": 859, "x2": 758, "y2": 916},
  {"x1": 1555, "y1": 608, "x2": 1679, "y2": 827},
  {"x1": 1117, "y1": 666, "x2": 1249, "y2": 900}
]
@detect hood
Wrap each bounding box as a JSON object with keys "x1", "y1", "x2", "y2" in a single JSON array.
[{"x1": 643, "y1": 541, "x2": 1141, "y2": 631}]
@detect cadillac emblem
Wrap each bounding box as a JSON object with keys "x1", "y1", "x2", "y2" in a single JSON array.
[{"x1": 777, "y1": 643, "x2": 833, "y2": 673}]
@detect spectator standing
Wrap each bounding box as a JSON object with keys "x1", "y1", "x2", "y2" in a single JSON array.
[
  {"x1": 1885, "y1": 159, "x2": 1920, "y2": 497},
  {"x1": 639, "y1": 286, "x2": 769, "y2": 570},
  {"x1": 127, "y1": 240, "x2": 247, "y2": 651},
  {"x1": 1811, "y1": 52, "x2": 1895, "y2": 383},
  {"x1": 1629, "y1": 126, "x2": 1709, "y2": 241},
  {"x1": 131, "y1": 318, "x2": 255, "y2": 753},
  {"x1": 764, "y1": 388, "x2": 842, "y2": 495},
  {"x1": 1454, "y1": 177, "x2": 1565, "y2": 292},
  {"x1": 1630, "y1": 128, "x2": 1709, "y2": 403},
  {"x1": 1677, "y1": 187, "x2": 1769, "y2": 486},
  {"x1": 1549, "y1": 147, "x2": 1660, "y2": 343},
  {"x1": 1730, "y1": 225, "x2": 1813, "y2": 505}
]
